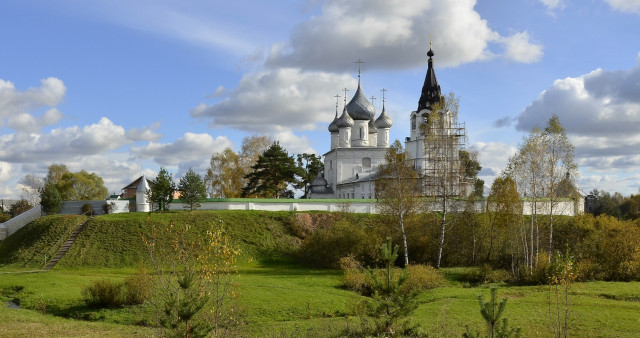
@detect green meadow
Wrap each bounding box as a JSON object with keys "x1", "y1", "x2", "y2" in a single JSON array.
[{"x1": 1, "y1": 211, "x2": 639, "y2": 337}]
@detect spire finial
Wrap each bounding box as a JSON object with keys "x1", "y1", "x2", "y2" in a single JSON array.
[
  {"x1": 355, "y1": 59, "x2": 364, "y2": 80},
  {"x1": 334, "y1": 93, "x2": 341, "y2": 114},
  {"x1": 342, "y1": 87, "x2": 349, "y2": 107},
  {"x1": 370, "y1": 95, "x2": 376, "y2": 108}
]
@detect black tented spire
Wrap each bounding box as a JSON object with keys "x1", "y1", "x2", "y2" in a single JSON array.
[{"x1": 417, "y1": 47, "x2": 442, "y2": 111}]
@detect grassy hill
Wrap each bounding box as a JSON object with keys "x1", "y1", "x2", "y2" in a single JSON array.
[
  {"x1": 0, "y1": 210, "x2": 317, "y2": 270},
  {"x1": 0, "y1": 215, "x2": 88, "y2": 268}
]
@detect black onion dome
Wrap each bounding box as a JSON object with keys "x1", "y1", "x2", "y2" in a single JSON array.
[
  {"x1": 417, "y1": 47, "x2": 442, "y2": 112},
  {"x1": 346, "y1": 82, "x2": 375, "y2": 120},
  {"x1": 375, "y1": 104, "x2": 393, "y2": 129},
  {"x1": 336, "y1": 106, "x2": 354, "y2": 128}
]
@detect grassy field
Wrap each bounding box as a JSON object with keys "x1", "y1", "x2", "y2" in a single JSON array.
[{"x1": 1, "y1": 211, "x2": 640, "y2": 336}]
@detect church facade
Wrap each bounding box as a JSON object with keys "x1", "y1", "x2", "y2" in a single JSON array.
[{"x1": 311, "y1": 47, "x2": 469, "y2": 199}]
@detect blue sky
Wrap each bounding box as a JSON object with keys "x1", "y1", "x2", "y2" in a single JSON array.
[{"x1": 1, "y1": 0, "x2": 640, "y2": 198}]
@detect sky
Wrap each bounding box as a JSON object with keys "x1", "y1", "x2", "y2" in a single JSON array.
[{"x1": 1, "y1": 0, "x2": 640, "y2": 199}]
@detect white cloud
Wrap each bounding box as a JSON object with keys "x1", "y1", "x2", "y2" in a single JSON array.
[
  {"x1": 471, "y1": 141, "x2": 517, "y2": 194},
  {"x1": 266, "y1": 0, "x2": 542, "y2": 71},
  {"x1": 131, "y1": 132, "x2": 232, "y2": 165},
  {"x1": 273, "y1": 130, "x2": 317, "y2": 155},
  {"x1": 206, "y1": 85, "x2": 228, "y2": 99},
  {"x1": 7, "y1": 108, "x2": 64, "y2": 133},
  {"x1": 0, "y1": 117, "x2": 129, "y2": 163},
  {"x1": 604, "y1": 0, "x2": 640, "y2": 13},
  {"x1": 0, "y1": 77, "x2": 66, "y2": 132},
  {"x1": 191, "y1": 68, "x2": 357, "y2": 132},
  {"x1": 516, "y1": 58, "x2": 640, "y2": 172},
  {"x1": 125, "y1": 125, "x2": 163, "y2": 141},
  {"x1": 538, "y1": 0, "x2": 566, "y2": 11},
  {"x1": 501, "y1": 32, "x2": 543, "y2": 63}
]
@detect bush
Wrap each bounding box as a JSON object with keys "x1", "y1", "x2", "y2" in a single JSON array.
[
  {"x1": 401, "y1": 264, "x2": 446, "y2": 294},
  {"x1": 298, "y1": 219, "x2": 382, "y2": 268},
  {"x1": 464, "y1": 264, "x2": 512, "y2": 285},
  {"x1": 123, "y1": 267, "x2": 152, "y2": 305},
  {"x1": 341, "y1": 258, "x2": 444, "y2": 296},
  {"x1": 81, "y1": 203, "x2": 93, "y2": 216},
  {"x1": 82, "y1": 270, "x2": 151, "y2": 308},
  {"x1": 82, "y1": 279, "x2": 126, "y2": 308}
]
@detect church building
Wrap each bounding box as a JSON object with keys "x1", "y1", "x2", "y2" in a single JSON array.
[{"x1": 311, "y1": 47, "x2": 469, "y2": 199}]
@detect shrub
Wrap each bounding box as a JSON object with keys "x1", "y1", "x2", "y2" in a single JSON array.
[
  {"x1": 82, "y1": 279, "x2": 126, "y2": 308},
  {"x1": 81, "y1": 203, "x2": 93, "y2": 216},
  {"x1": 102, "y1": 202, "x2": 116, "y2": 215},
  {"x1": 298, "y1": 219, "x2": 381, "y2": 268},
  {"x1": 123, "y1": 267, "x2": 152, "y2": 305},
  {"x1": 401, "y1": 264, "x2": 445, "y2": 294},
  {"x1": 464, "y1": 264, "x2": 512, "y2": 285}
]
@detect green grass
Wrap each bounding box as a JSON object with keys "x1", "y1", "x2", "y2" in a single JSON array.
[
  {"x1": 1, "y1": 211, "x2": 640, "y2": 336},
  {"x1": 0, "y1": 215, "x2": 87, "y2": 268}
]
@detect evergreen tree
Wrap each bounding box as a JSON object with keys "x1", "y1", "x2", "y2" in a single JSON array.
[
  {"x1": 242, "y1": 141, "x2": 302, "y2": 198},
  {"x1": 148, "y1": 167, "x2": 176, "y2": 212},
  {"x1": 295, "y1": 153, "x2": 322, "y2": 198},
  {"x1": 40, "y1": 181, "x2": 62, "y2": 214},
  {"x1": 178, "y1": 168, "x2": 207, "y2": 211}
]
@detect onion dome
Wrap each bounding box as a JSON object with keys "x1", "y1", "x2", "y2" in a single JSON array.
[
  {"x1": 346, "y1": 82, "x2": 375, "y2": 120},
  {"x1": 336, "y1": 106, "x2": 354, "y2": 128},
  {"x1": 328, "y1": 108, "x2": 339, "y2": 133},
  {"x1": 310, "y1": 174, "x2": 329, "y2": 194},
  {"x1": 375, "y1": 103, "x2": 393, "y2": 129},
  {"x1": 368, "y1": 118, "x2": 378, "y2": 133},
  {"x1": 417, "y1": 47, "x2": 442, "y2": 112}
]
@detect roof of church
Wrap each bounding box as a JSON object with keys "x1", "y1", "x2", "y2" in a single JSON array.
[
  {"x1": 417, "y1": 47, "x2": 442, "y2": 112},
  {"x1": 374, "y1": 103, "x2": 393, "y2": 129},
  {"x1": 368, "y1": 117, "x2": 378, "y2": 133},
  {"x1": 346, "y1": 81, "x2": 375, "y2": 120},
  {"x1": 336, "y1": 106, "x2": 354, "y2": 128},
  {"x1": 328, "y1": 108, "x2": 339, "y2": 133}
]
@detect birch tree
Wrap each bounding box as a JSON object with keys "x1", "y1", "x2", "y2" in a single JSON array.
[
  {"x1": 421, "y1": 93, "x2": 469, "y2": 268},
  {"x1": 375, "y1": 140, "x2": 422, "y2": 267}
]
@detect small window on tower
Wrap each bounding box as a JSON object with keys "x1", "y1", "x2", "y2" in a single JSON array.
[{"x1": 362, "y1": 157, "x2": 371, "y2": 169}]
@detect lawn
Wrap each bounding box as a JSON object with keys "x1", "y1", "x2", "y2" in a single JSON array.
[
  {"x1": 1, "y1": 211, "x2": 640, "y2": 336},
  {"x1": 2, "y1": 264, "x2": 640, "y2": 337}
]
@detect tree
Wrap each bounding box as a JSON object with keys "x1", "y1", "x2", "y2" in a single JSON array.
[
  {"x1": 375, "y1": 140, "x2": 422, "y2": 267},
  {"x1": 19, "y1": 174, "x2": 44, "y2": 206},
  {"x1": 9, "y1": 199, "x2": 32, "y2": 218},
  {"x1": 178, "y1": 168, "x2": 207, "y2": 211},
  {"x1": 206, "y1": 148, "x2": 244, "y2": 198},
  {"x1": 421, "y1": 92, "x2": 470, "y2": 268},
  {"x1": 542, "y1": 115, "x2": 578, "y2": 259},
  {"x1": 486, "y1": 176, "x2": 522, "y2": 269},
  {"x1": 57, "y1": 170, "x2": 109, "y2": 201},
  {"x1": 505, "y1": 127, "x2": 546, "y2": 270},
  {"x1": 148, "y1": 167, "x2": 176, "y2": 212},
  {"x1": 459, "y1": 150, "x2": 484, "y2": 197},
  {"x1": 295, "y1": 153, "x2": 322, "y2": 198},
  {"x1": 242, "y1": 141, "x2": 302, "y2": 198},
  {"x1": 142, "y1": 222, "x2": 241, "y2": 336},
  {"x1": 506, "y1": 115, "x2": 577, "y2": 265},
  {"x1": 205, "y1": 135, "x2": 272, "y2": 198},
  {"x1": 40, "y1": 181, "x2": 62, "y2": 214},
  {"x1": 46, "y1": 163, "x2": 69, "y2": 184}
]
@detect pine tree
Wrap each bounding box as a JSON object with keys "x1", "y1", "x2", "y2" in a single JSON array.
[
  {"x1": 242, "y1": 141, "x2": 302, "y2": 198},
  {"x1": 178, "y1": 168, "x2": 207, "y2": 211},
  {"x1": 40, "y1": 181, "x2": 62, "y2": 214},
  {"x1": 148, "y1": 167, "x2": 176, "y2": 212}
]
